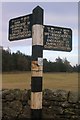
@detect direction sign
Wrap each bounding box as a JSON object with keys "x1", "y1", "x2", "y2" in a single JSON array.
[
  {"x1": 44, "y1": 25, "x2": 72, "y2": 52},
  {"x1": 9, "y1": 14, "x2": 32, "y2": 41}
]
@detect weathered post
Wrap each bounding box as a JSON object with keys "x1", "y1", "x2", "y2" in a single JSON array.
[{"x1": 31, "y1": 6, "x2": 43, "y2": 119}]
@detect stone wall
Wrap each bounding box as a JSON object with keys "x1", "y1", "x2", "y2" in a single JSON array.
[{"x1": 2, "y1": 89, "x2": 80, "y2": 120}]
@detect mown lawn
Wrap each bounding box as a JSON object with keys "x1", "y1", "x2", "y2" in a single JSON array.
[{"x1": 2, "y1": 72, "x2": 78, "y2": 92}]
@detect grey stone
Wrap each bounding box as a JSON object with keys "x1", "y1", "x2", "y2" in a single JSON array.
[
  {"x1": 43, "y1": 89, "x2": 68, "y2": 102},
  {"x1": 13, "y1": 89, "x2": 22, "y2": 100},
  {"x1": 2, "y1": 89, "x2": 10, "y2": 99},
  {"x1": 2, "y1": 107, "x2": 18, "y2": 118},
  {"x1": 52, "y1": 89, "x2": 68, "y2": 102},
  {"x1": 68, "y1": 92, "x2": 78, "y2": 103},
  {"x1": 61, "y1": 101, "x2": 70, "y2": 108},
  {"x1": 18, "y1": 105, "x2": 31, "y2": 118},
  {"x1": 9, "y1": 100, "x2": 22, "y2": 113},
  {"x1": 2, "y1": 89, "x2": 79, "y2": 120}
]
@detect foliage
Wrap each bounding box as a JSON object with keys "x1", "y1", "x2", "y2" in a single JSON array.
[
  {"x1": 43, "y1": 57, "x2": 73, "y2": 72},
  {"x1": 2, "y1": 49, "x2": 80, "y2": 72},
  {"x1": 2, "y1": 49, "x2": 31, "y2": 72}
]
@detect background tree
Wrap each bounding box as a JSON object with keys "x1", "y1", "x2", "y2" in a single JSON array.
[
  {"x1": 63, "y1": 57, "x2": 73, "y2": 72},
  {"x1": 2, "y1": 48, "x2": 80, "y2": 72}
]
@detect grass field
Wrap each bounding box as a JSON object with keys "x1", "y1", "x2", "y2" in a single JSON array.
[{"x1": 2, "y1": 72, "x2": 78, "y2": 92}]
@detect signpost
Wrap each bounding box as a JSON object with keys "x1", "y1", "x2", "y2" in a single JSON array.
[{"x1": 8, "y1": 6, "x2": 72, "y2": 119}]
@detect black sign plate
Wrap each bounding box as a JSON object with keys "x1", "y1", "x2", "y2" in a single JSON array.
[
  {"x1": 44, "y1": 25, "x2": 72, "y2": 52},
  {"x1": 9, "y1": 14, "x2": 32, "y2": 41}
]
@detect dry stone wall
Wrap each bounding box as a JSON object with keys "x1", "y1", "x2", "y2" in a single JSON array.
[{"x1": 2, "y1": 89, "x2": 80, "y2": 120}]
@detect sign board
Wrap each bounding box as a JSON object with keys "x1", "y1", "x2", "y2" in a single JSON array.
[
  {"x1": 44, "y1": 25, "x2": 72, "y2": 52},
  {"x1": 9, "y1": 14, "x2": 32, "y2": 41}
]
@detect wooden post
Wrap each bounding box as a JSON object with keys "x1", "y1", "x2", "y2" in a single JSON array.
[{"x1": 31, "y1": 6, "x2": 43, "y2": 119}]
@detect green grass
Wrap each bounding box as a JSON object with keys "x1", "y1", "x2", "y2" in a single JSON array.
[{"x1": 2, "y1": 72, "x2": 78, "y2": 92}]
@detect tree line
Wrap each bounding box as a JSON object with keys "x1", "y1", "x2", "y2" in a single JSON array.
[{"x1": 2, "y1": 49, "x2": 80, "y2": 72}]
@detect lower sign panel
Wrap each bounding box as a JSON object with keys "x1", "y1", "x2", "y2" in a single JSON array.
[{"x1": 44, "y1": 25, "x2": 72, "y2": 52}]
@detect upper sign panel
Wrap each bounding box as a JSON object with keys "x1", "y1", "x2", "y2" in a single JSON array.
[
  {"x1": 44, "y1": 25, "x2": 72, "y2": 52},
  {"x1": 9, "y1": 14, "x2": 32, "y2": 41}
]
